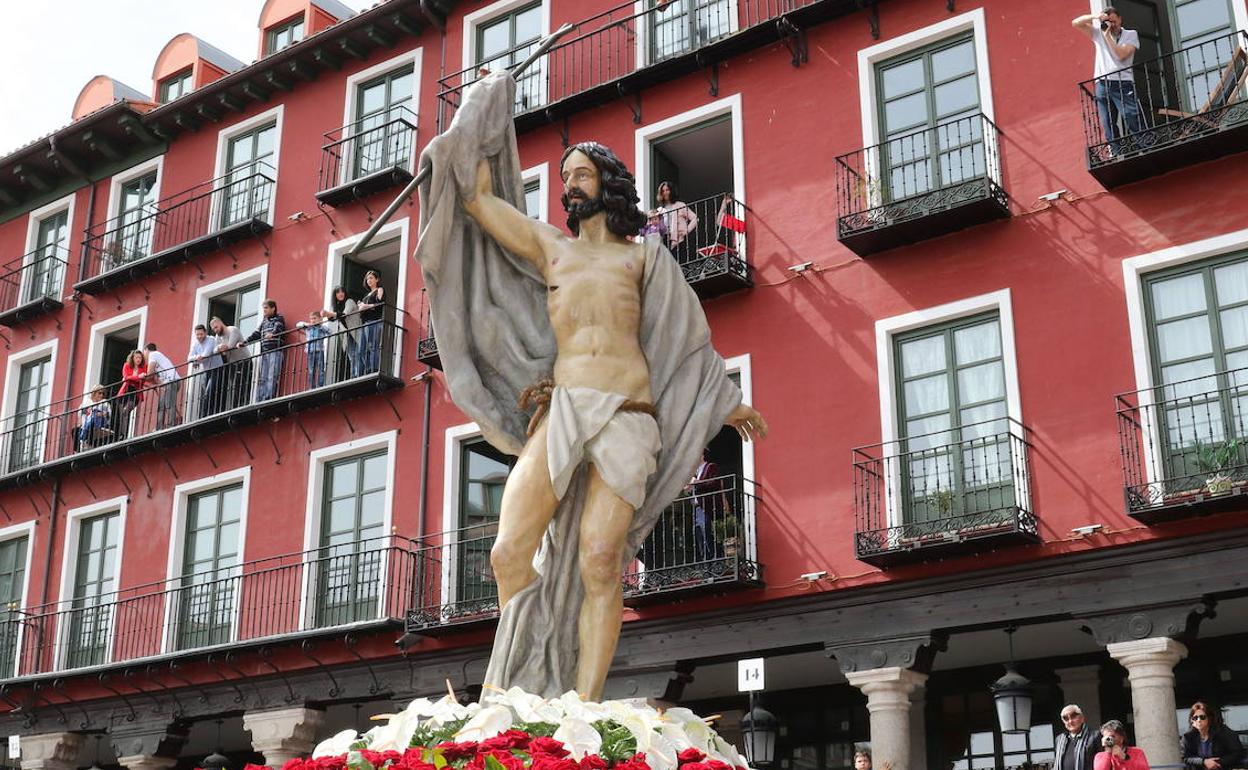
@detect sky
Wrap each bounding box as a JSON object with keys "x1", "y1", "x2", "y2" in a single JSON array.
[{"x1": 0, "y1": 0, "x2": 357, "y2": 156}]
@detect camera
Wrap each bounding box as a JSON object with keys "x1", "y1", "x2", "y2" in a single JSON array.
[
  {"x1": 1103, "y1": 737, "x2": 1117, "y2": 749},
  {"x1": 1100, "y1": 20, "x2": 1109, "y2": 30}
]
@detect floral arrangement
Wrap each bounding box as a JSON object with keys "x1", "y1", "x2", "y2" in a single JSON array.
[{"x1": 280, "y1": 688, "x2": 749, "y2": 770}]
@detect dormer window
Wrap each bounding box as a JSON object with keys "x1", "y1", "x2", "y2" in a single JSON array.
[
  {"x1": 265, "y1": 16, "x2": 305, "y2": 55},
  {"x1": 158, "y1": 69, "x2": 193, "y2": 103}
]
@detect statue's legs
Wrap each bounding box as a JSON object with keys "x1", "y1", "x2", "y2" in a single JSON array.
[
  {"x1": 576, "y1": 464, "x2": 634, "y2": 701},
  {"x1": 490, "y1": 419, "x2": 560, "y2": 608}
]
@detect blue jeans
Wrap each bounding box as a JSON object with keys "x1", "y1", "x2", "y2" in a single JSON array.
[
  {"x1": 307, "y1": 348, "x2": 325, "y2": 389},
  {"x1": 356, "y1": 321, "x2": 381, "y2": 376},
  {"x1": 257, "y1": 350, "x2": 283, "y2": 401},
  {"x1": 1095, "y1": 79, "x2": 1146, "y2": 152}
]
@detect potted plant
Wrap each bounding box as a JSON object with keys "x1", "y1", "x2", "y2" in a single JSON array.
[
  {"x1": 1196, "y1": 438, "x2": 1242, "y2": 495},
  {"x1": 712, "y1": 515, "x2": 739, "y2": 556},
  {"x1": 933, "y1": 488, "x2": 955, "y2": 517}
]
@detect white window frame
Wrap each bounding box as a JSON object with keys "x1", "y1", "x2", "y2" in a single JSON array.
[
  {"x1": 723, "y1": 353, "x2": 757, "y2": 561},
  {"x1": 521, "y1": 162, "x2": 549, "y2": 223},
  {"x1": 212, "y1": 105, "x2": 285, "y2": 228},
  {"x1": 339, "y1": 47, "x2": 423, "y2": 187},
  {"x1": 189, "y1": 265, "x2": 268, "y2": 413},
  {"x1": 462, "y1": 0, "x2": 550, "y2": 106},
  {"x1": 0, "y1": 520, "x2": 38, "y2": 676},
  {"x1": 1084, "y1": 0, "x2": 1248, "y2": 41},
  {"x1": 160, "y1": 466, "x2": 252, "y2": 654},
  {"x1": 634, "y1": 92, "x2": 746, "y2": 242},
  {"x1": 1122, "y1": 226, "x2": 1248, "y2": 487},
  {"x1": 324, "y1": 217, "x2": 410, "y2": 376},
  {"x1": 874, "y1": 288, "x2": 1025, "y2": 530},
  {"x1": 105, "y1": 155, "x2": 165, "y2": 228},
  {"x1": 20, "y1": 192, "x2": 77, "y2": 303},
  {"x1": 632, "y1": 0, "x2": 741, "y2": 69},
  {"x1": 1, "y1": 338, "x2": 60, "y2": 470},
  {"x1": 81, "y1": 307, "x2": 148, "y2": 396},
  {"x1": 56, "y1": 495, "x2": 128, "y2": 672},
  {"x1": 299, "y1": 430, "x2": 398, "y2": 630}
]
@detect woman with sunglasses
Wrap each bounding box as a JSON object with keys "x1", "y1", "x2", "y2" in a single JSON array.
[{"x1": 1182, "y1": 702, "x2": 1243, "y2": 770}]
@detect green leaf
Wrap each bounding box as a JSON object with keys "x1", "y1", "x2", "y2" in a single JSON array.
[
  {"x1": 485, "y1": 755, "x2": 509, "y2": 770},
  {"x1": 347, "y1": 751, "x2": 377, "y2": 770}
]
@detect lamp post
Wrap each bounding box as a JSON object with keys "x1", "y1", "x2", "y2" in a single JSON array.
[
  {"x1": 991, "y1": 627, "x2": 1034, "y2": 734},
  {"x1": 202, "y1": 720, "x2": 231, "y2": 770},
  {"x1": 740, "y1": 701, "x2": 778, "y2": 768}
]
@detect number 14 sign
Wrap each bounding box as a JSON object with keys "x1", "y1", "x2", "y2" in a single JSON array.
[{"x1": 737, "y1": 658, "x2": 765, "y2": 692}]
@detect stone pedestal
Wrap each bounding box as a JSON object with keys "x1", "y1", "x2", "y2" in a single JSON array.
[
  {"x1": 1107, "y1": 637, "x2": 1187, "y2": 768},
  {"x1": 19, "y1": 732, "x2": 85, "y2": 770},
  {"x1": 1055, "y1": 665, "x2": 1103, "y2": 728},
  {"x1": 117, "y1": 756, "x2": 177, "y2": 770},
  {"x1": 243, "y1": 706, "x2": 326, "y2": 768},
  {"x1": 846, "y1": 667, "x2": 928, "y2": 770}
]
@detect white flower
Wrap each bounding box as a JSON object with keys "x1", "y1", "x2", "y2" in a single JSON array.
[
  {"x1": 313, "y1": 729, "x2": 359, "y2": 758},
  {"x1": 712, "y1": 736, "x2": 745, "y2": 768},
  {"x1": 428, "y1": 695, "x2": 476, "y2": 727},
  {"x1": 367, "y1": 708, "x2": 424, "y2": 753},
  {"x1": 557, "y1": 691, "x2": 610, "y2": 724},
  {"x1": 659, "y1": 722, "x2": 693, "y2": 752},
  {"x1": 662, "y1": 709, "x2": 715, "y2": 749},
  {"x1": 483, "y1": 686, "x2": 562, "y2": 724},
  {"x1": 455, "y1": 704, "x2": 513, "y2": 741},
  {"x1": 553, "y1": 717, "x2": 602, "y2": 760}
]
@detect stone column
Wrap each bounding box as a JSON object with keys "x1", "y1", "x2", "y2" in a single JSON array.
[
  {"x1": 1055, "y1": 664, "x2": 1103, "y2": 728},
  {"x1": 845, "y1": 667, "x2": 929, "y2": 770},
  {"x1": 910, "y1": 689, "x2": 927, "y2": 770},
  {"x1": 117, "y1": 756, "x2": 177, "y2": 770},
  {"x1": 18, "y1": 732, "x2": 85, "y2": 770},
  {"x1": 1107, "y1": 638, "x2": 1187, "y2": 768},
  {"x1": 243, "y1": 706, "x2": 326, "y2": 768}
]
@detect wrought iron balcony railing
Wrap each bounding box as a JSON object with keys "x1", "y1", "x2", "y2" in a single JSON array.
[
  {"x1": 437, "y1": 0, "x2": 864, "y2": 132},
  {"x1": 415, "y1": 295, "x2": 440, "y2": 370},
  {"x1": 0, "y1": 319, "x2": 403, "y2": 489},
  {"x1": 835, "y1": 112, "x2": 1008, "y2": 256},
  {"x1": 78, "y1": 160, "x2": 276, "y2": 295},
  {"x1": 0, "y1": 245, "x2": 68, "y2": 326},
  {"x1": 1117, "y1": 366, "x2": 1248, "y2": 522},
  {"x1": 404, "y1": 473, "x2": 763, "y2": 634},
  {"x1": 652, "y1": 193, "x2": 752, "y2": 300},
  {"x1": 853, "y1": 417, "x2": 1038, "y2": 566},
  {"x1": 1078, "y1": 30, "x2": 1248, "y2": 187},
  {"x1": 0, "y1": 535, "x2": 418, "y2": 680},
  {"x1": 316, "y1": 106, "x2": 418, "y2": 207}
]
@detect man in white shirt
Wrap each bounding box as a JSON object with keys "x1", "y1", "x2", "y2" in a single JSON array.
[
  {"x1": 1073, "y1": 7, "x2": 1144, "y2": 152},
  {"x1": 144, "y1": 342, "x2": 180, "y2": 430}
]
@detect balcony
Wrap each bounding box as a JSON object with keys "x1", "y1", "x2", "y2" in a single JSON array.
[
  {"x1": 1079, "y1": 31, "x2": 1248, "y2": 188},
  {"x1": 0, "y1": 320, "x2": 403, "y2": 490},
  {"x1": 835, "y1": 113, "x2": 1008, "y2": 256},
  {"x1": 316, "y1": 107, "x2": 418, "y2": 208},
  {"x1": 415, "y1": 301, "x2": 441, "y2": 370},
  {"x1": 1116, "y1": 367, "x2": 1248, "y2": 523},
  {"x1": 403, "y1": 473, "x2": 763, "y2": 635},
  {"x1": 0, "y1": 246, "x2": 68, "y2": 327},
  {"x1": 0, "y1": 535, "x2": 418, "y2": 680},
  {"x1": 436, "y1": 0, "x2": 866, "y2": 133},
  {"x1": 77, "y1": 161, "x2": 276, "y2": 296},
  {"x1": 853, "y1": 417, "x2": 1039, "y2": 567},
  {"x1": 657, "y1": 193, "x2": 752, "y2": 300}
]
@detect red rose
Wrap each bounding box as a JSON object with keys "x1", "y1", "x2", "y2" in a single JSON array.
[
  {"x1": 281, "y1": 760, "x2": 306, "y2": 770},
  {"x1": 314, "y1": 756, "x2": 347, "y2": 770},
  {"x1": 580, "y1": 756, "x2": 608, "y2": 770},
  {"x1": 361, "y1": 751, "x2": 403, "y2": 768},
  {"x1": 678, "y1": 750, "x2": 707, "y2": 765},
  {"x1": 467, "y1": 750, "x2": 524, "y2": 770},
  {"x1": 242, "y1": 765, "x2": 271, "y2": 770},
  {"x1": 481, "y1": 731, "x2": 532, "y2": 752},
  {"x1": 613, "y1": 754, "x2": 652, "y2": 770},
  {"x1": 435, "y1": 742, "x2": 480, "y2": 761},
  {"x1": 682, "y1": 763, "x2": 714, "y2": 770},
  {"x1": 706, "y1": 761, "x2": 731, "y2": 770},
  {"x1": 530, "y1": 756, "x2": 578, "y2": 770},
  {"x1": 529, "y1": 737, "x2": 570, "y2": 758}
]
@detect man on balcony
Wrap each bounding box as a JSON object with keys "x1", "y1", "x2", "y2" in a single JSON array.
[
  {"x1": 240, "y1": 299, "x2": 287, "y2": 402},
  {"x1": 1073, "y1": 7, "x2": 1144, "y2": 152}
]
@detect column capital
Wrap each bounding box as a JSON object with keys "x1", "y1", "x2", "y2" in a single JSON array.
[
  {"x1": 603, "y1": 663, "x2": 695, "y2": 702},
  {"x1": 827, "y1": 632, "x2": 947, "y2": 675},
  {"x1": 244, "y1": 706, "x2": 326, "y2": 768},
  {"x1": 19, "y1": 732, "x2": 85, "y2": 770},
  {"x1": 1107, "y1": 636, "x2": 1189, "y2": 667},
  {"x1": 845, "y1": 667, "x2": 929, "y2": 711},
  {"x1": 109, "y1": 722, "x2": 189, "y2": 760},
  {"x1": 117, "y1": 756, "x2": 178, "y2": 770},
  {"x1": 1080, "y1": 599, "x2": 1214, "y2": 646}
]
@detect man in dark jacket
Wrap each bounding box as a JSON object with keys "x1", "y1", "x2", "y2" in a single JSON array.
[
  {"x1": 1181, "y1": 702, "x2": 1244, "y2": 770},
  {"x1": 240, "y1": 299, "x2": 286, "y2": 401},
  {"x1": 1056, "y1": 704, "x2": 1101, "y2": 770}
]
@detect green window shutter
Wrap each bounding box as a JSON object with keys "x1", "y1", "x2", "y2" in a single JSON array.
[
  {"x1": 352, "y1": 65, "x2": 416, "y2": 180},
  {"x1": 27, "y1": 210, "x2": 68, "y2": 304},
  {"x1": 176, "y1": 483, "x2": 243, "y2": 650},
  {"x1": 8, "y1": 356, "x2": 52, "y2": 473},
  {"x1": 223, "y1": 123, "x2": 277, "y2": 228},
  {"x1": 315, "y1": 450, "x2": 389, "y2": 627},
  {"x1": 893, "y1": 314, "x2": 1014, "y2": 524},
  {"x1": 475, "y1": 3, "x2": 543, "y2": 111},
  {"x1": 648, "y1": 0, "x2": 733, "y2": 63},
  {"x1": 114, "y1": 172, "x2": 158, "y2": 264},
  {"x1": 67, "y1": 512, "x2": 119, "y2": 669},
  {"x1": 0, "y1": 536, "x2": 28, "y2": 678},
  {"x1": 456, "y1": 440, "x2": 514, "y2": 607}
]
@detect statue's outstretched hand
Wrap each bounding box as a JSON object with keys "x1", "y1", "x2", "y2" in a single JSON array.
[{"x1": 726, "y1": 403, "x2": 768, "y2": 442}]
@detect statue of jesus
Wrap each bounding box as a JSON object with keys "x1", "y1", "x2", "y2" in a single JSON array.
[{"x1": 414, "y1": 71, "x2": 764, "y2": 701}]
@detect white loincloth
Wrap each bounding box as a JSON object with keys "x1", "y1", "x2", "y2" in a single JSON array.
[{"x1": 546, "y1": 385, "x2": 662, "y2": 509}]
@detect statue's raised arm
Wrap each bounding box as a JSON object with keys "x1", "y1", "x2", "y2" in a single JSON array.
[{"x1": 461, "y1": 158, "x2": 564, "y2": 275}]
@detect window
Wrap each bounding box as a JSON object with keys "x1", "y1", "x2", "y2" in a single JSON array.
[
  {"x1": 457, "y1": 439, "x2": 513, "y2": 605},
  {"x1": 475, "y1": 2, "x2": 543, "y2": 111},
  {"x1": 66, "y1": 511, "x2": 119, "y2": 669},
  {"x1": 523, "y1": 178, "x2": 542, "y2": 220},
  {"x1": 266, "y1": 16, "x2": 305, "y2": 55},
  {"x1": 208, "y1": 282, "x2": 263, "y2": 341},
  {"x1": 176, "y1": 484, "x2": 243, "y2": 650},
  {"x1": 1169, "y1": 0, "x2": 1238, "y2": 110},
  {"x1": 112, "y1": 172, "x2": 158, "y2": 266},
  {"x1": 648, "y1": 0, "x2": 732, "y2": 63},
  {"x1": 894, "y1": 314, "x2": 1011, "y2": 523},
  {"x1": 25, "y1": 210, "x2": 67, "y2": 305},
  {"x1": 316, "y1": 450, "x2": 388, "y2": 626},
  {"x1": 222, "y1": 123, "x2": 276, "y2": 228},
  {"x1": 159, "y1": 70, "x2": 192, "y2": 103},
  {"x1": 7, "y1": 356, "x2": 52, "y2": 474},
  {"x1": 941, "y1": 690, "x2": 1056, "y2": 770},
  {"x1": 876, "y1": 35, "x2": 983, "y2": 201},
  {"x1": 0, "y1": 534, "x2": 29, "y2": 678},
  {"x1": 1143, "y1": 253, "x2": 1248, "y2": 485},
  {"x1": 353, "y1": 66, "x2": 415, "y2": 179}
]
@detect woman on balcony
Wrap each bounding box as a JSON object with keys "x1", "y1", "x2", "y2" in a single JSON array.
[
  {"x1": 115, "y1": 350, "x2": 152, "y2": 440},
  {"x1": 76, "y1": 386, "x2": 112, "y2": 450},
  {"x1": 356, "y1": 270, "x2": 385, "y2": 376},
  {"x1": 656, "y1": 181, "x2": 698, "y2": 263},
  {"x1": 325, "y1": 286, "x2": 359, "y2": 383}
]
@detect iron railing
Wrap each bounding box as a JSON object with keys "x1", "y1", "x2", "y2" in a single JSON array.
[
  {"x1": 649, "y1": 193, "x2": 751, "y2": 293},
  {"x1": 0, "y1": 245, "x2": 68, "y2": 319},
  {"x1": 1078, "y1": 30, "x2": 1248, "y2": 168},
  {"x1": 405, "y1": 524, "x2": 501, "y2": 632},
  {"x1": 80, "y1": 160, "x2": 276, "y2": 285},
  {"x1": 416, "y1": 295, "x2": 439, "y2": 369},
  {"x1": 0, "y1": 319, "x2": 402, "y2": 479},
  {"x1": 437, "y1": 0, "x2": 844, "y2": 128},
  {"x1": 318, "y1": 107, "x2": 418, "y2": 195},
  {"x1": 835, "y1": 113, "x2": 1005, "y2": 241},
  {"x1": 0, "y1": 535, "x2": 419, "y2": 679},
  {"x1": 1117, "y1": 367, "x2": 1248, "y2": 515},
  {"x1": 853, "y1": 417, "x2": 1037, "y2": 560}
]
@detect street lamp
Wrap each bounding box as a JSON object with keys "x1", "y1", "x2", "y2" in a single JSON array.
[
  {"x1": 202, "y1": 719, "x2": 231, "y2": 770},
  {"x1": 991, "y1": 627, "x2": 1033, "y2": 734},
  {"x1": 740, "y1": 705, "x2": 778, "y2": 767}
]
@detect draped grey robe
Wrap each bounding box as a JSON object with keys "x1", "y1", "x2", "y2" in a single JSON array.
[{"x1": 413, "y1": 71, "x2": 741, "y2": 697}]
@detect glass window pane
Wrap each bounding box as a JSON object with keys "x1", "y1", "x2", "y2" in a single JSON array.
[
  {"x1": 958, "y1": 361, "x2": 1006, "y2": 405},
  {"x1": 881, "y1": 58, "x2": 924, "y2": 99},
  {"x1": 1214, "y1": 260, "x2": 1248, "y2": 306},
  {"x1": 904, "y1": 374, "x2": 950, "y2": 417},
  {"x1": 1156, "y1": 316, "x2": 1214, "y2": 363},
  {"x1": 954, "y1": 321, "x2": 1001, "y2": 365},
  {"x1": 362, "y1": 453, "x2": 387, "y2": 490},
  {"x1": 1161, "y1": 358, "x2": 1218, "y2": 399},
  {"x1": 884, "y1": 92, "x2": 929, "y2": 133},
  {"x1": 905, "y1": 413, "x2": 952, "y2": 448},
  {"x1": 330, "y1": 461, "x2": 358, "y2": 499},
  {"x1": 328, "y1": 498, "x2": 356, "y2": 533},
  {"x1": 359, "y1": 82, "x2": 386, "y2": 116},
  {"x1": 389, "y1": 72, "x2": 414, "y2": 104},
  {"x1": 934, "y1": 75, "x2": 979, "y2": 119},
  {"x1": 901, "y1": 335, "x2": 946, "y2": 377},
  {"x1": 514, "y1": 5, "x2": 542, "y2": 42},
  {"x1": 479, "y1": 20, "x2": 510, "y2": 60},
  {"x1": 931, "y1": 40, "x2": 976, "y2": 80},
  {"x1": 1152, "y1": 273, "x2": 1208, "y2": 320},
  {"x1": 1176, "y1": 0, "x2": 1233, "y2": 40},
  {"x1": 1221, "y1": 306, "x2": 1248, "y2": 350}
]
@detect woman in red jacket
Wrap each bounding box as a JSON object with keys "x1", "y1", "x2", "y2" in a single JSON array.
[
  {"x1": 1094, "y1": 720, "x2": 1151, "y2": 770},
  {"x1": 115, "y1": 349, "x2": 152, "y2": 439}
]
